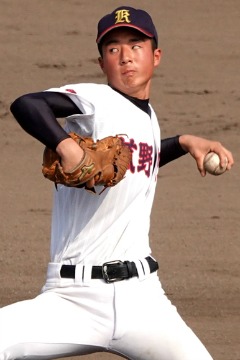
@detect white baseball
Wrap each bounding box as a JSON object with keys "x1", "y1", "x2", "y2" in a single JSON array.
[{"x1": 203, "y1": 152, "x2": 228, "y2": 175}]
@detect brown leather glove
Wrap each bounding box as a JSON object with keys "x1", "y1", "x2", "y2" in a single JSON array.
[{"x1": 42, "y1": 132, "x2": 132, "y2": 193}]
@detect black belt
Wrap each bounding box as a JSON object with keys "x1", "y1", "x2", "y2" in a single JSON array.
[{"x1": 60, "y1": 256, "x2": 159, "y2": 283}]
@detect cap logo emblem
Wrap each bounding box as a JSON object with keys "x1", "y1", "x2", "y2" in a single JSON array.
[{"x1": 115, "y1": 9, "x2": 131, "y2": 24}]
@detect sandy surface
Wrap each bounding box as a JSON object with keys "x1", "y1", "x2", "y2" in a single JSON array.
[{"x1": 0, "y1": 1, "x2": 239, "y2": 359}]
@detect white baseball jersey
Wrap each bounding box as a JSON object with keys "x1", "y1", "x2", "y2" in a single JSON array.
[
  {"x1": 46, "y1": 83, "x2": 161, "y2": 265},
  {"x1": 0, "y1": 84, "x2": 213, "y2": 360}
]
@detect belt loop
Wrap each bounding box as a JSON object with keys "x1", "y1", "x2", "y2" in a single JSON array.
[
  {"x1": 75, "y1": 264, "x2": 84, "y2": 283},
  {"x1": 134, "y1": 260, "x2": 145, "y2": 280},
  {"x1": 141, "y1": 258, "x2": 151, "y2": 276},
  {"x1": 82, "y1": 265, "x2": 92, "y2": 283}
]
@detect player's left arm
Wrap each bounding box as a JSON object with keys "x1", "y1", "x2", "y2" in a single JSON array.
[
  {"x1": 178, "y1": 134, "x2": 234, "y2": 176},
  {"x1": 160, "y1": 135, "x2": 187, "y2": 167}
]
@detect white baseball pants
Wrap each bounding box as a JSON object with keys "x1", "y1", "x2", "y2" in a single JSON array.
[{"x1": 0, "y1": 262, "x2": 213, "y2": 360}]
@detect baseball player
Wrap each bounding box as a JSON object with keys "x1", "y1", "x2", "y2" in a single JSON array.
[{"x1": 0, "y1": 6, "x2": 233, "y2": 360}]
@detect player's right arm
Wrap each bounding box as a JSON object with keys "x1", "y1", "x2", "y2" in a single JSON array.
[
  {"x1": 10, "y1": 91, "x2": 84, "y2": 171},
  {"x1": 10, "y1": 91, "x2": 81, "y2": 148}
]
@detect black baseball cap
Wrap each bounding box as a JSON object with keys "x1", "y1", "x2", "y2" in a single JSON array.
[{"x1": 96, "y1": 6, "x2": 158, "y2": 47}]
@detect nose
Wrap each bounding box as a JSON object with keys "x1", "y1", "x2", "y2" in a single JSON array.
[{"x1": 120, "y1": 46, "x2": 132, "y2": 65}]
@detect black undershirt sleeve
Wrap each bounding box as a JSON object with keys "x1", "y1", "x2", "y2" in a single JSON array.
[
  {"x1": 159, "y1": 135, "x2": 187, "y2": 167},
  {"x1": 10, "y1": 92, "x2": 82, "y2": 150}
]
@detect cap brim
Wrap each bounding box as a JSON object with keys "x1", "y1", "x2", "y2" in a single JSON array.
[{"x1": 97, "y1": 23, "x2": 154, "y2": 43}]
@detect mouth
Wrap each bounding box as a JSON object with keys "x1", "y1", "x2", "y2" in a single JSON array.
[{"x1": 122, "y1": 69, "x2": 135, "y2": 76}]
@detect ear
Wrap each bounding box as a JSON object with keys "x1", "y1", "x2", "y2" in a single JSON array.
[
  {"x1": 153, "y1": 48, "x2": 162, "y2": 67},
  {"x1": 98, "y1": 57, "x2": 106, "y2": 73}
]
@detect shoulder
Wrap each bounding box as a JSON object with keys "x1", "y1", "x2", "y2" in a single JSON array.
[
  {"x1": 46, "y1": 83, "x2": 114, "y2": 96},
  {"x1": 63, "y1": 83, "x2": 113, "y2": 95}
]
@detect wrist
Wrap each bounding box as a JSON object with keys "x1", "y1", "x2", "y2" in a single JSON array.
[
  {"x1": 56, "y1": 138, "x2": 84, "y2": 172},
  {"x1": 178, "y1": 135, "x2": 190, "y2": 153}
]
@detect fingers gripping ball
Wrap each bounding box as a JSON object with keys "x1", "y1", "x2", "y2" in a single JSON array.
[
  {"x1": 203, "y1": 152, "x2": 228, "y2": 175},
  {"x1": 42, "y1": 132, "x2": 132, "y2": 193}
]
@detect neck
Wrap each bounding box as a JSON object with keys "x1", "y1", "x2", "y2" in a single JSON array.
[
  {"x1": 110, "y1": 86, "x2": 150, "y2": 116},
  {"x1": 108, "y1": 82, "x2": 151, "y2": 100}
]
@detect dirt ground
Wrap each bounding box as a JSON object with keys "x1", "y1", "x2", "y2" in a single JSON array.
[{"x1": 0, "y1": 1, "x2": 239, "y2": 359}]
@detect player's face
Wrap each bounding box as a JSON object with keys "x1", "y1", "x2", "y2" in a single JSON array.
[{"x1": 98, "y1": 28, "x2": 161, "y2": 99}]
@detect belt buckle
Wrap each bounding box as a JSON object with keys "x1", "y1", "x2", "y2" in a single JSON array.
[{"x1": 102, "y1": 260, "x2": 124, "y2": 283}]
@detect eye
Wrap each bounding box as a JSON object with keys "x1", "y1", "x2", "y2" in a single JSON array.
[
  {"x1": 109, "y1": 47, "x2": 118, "y2": 53},
  {"x1": 132, "y1": 44, "x2": 141, "y2": 50}
]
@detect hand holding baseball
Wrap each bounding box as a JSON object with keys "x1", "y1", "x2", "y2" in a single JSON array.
[
  {"x1": 203, "y1": 152, "x2": 228, "y2": 175},
  {"x1": 179, "y1": 135, "x2": 234, "y2": 176}
]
